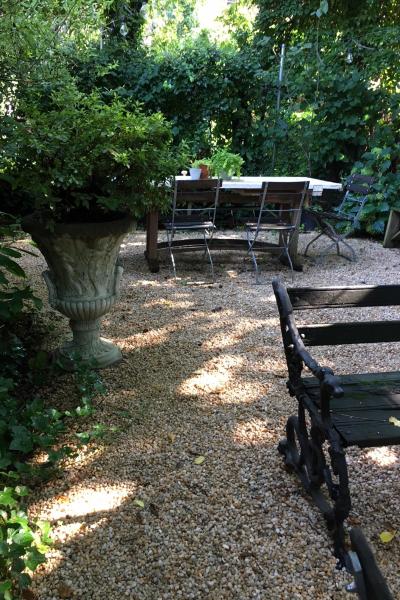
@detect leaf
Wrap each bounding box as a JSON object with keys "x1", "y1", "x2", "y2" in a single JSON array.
[
  {"x1": 0, "y1": 471, "x2": 19, "y2": 480},
  {"x1": 194, "y1": 455, "x2": 206, "y2": 465},
  {"x1": 379, "y1": 530, "x2": 396, "y2": 543},
  {"x1": 0, "y1": 488, "x2": 17, "y2": 507},
  {"x1": 0, "y1": 254, "x2": 26, "y2": 278},
  {"x1": 75, "y1": 431, "x2": 91, "y2": 444},
  {"x1": 10, "y1": 426, "x2": 34, "y2": 453},
  {"x1": 134, "y1": 499, "x2": 144, "y2": 508},
  {"x1": 167, "y1": 432, "x2": 176, "y2": 443},
  {"x1": 13, "y1": 529, "x2": 35, "y2": 546},
  {"x1": 0, "y1": 581, "x2": 12, "y2": 594},
  {"x1": 389, "y1": 416, "x2": 400, "y2": 427},
  {"x1": 15, "y1": 485, "x2": 29, "y2": 497},
  {"x1": 0, "y1": 246, "x2": 22, "y2": 258},
  {"x1": 25, "y1": 547, "x2": 46, "y2": 571}
]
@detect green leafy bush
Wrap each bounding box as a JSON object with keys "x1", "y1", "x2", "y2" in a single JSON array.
[
  {"x1": 1, "y1": 84, "x2": 186, "y2": 223},
  {"x1": 354, "y1": 145, "x2": 400, "y2": 235}
]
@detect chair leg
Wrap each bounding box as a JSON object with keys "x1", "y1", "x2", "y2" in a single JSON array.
[
  {"x1": 246, "y1": 229, "x2": 260, "y2": 283},
  {"x1": 306, "y1": 222, "x2": 339, "y2": 258},
  {"x1": 320, "y1": 238, "x2": 356, "y2": 262},
  {"x1": 166, "y1": 230, "x2": 177, "y2": 278},
  {"x1": 308, "y1": 219, "x2": 357, "y2": 262},
  {"x1": 283, "y1": 236, "x2": 294, "y2": 283},
  {"x1": 304, "y1": 230, "x2": 324, "y2": 256},
  {"x1": 338, "y1": 238, "x2": 357, "y2": 261},
  {"x1": 203, "y1": 231, "x2": 215, "y2": 282}
]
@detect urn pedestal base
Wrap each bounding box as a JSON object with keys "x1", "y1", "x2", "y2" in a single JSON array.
[{"x1": 55, "y1": 319, "x2": 122, "y2": 371}]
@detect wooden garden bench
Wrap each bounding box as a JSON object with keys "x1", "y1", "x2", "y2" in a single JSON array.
[{"x1": 272, "y1": 279, "x2": 397, "y2": 599}]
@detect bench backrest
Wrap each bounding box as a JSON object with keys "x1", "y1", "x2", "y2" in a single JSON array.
[{"x1": 275, "y1": 282, "x2": 400, "y2": 348}]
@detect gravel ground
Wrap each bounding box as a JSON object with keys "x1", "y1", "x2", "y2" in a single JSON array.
[{"x1": 21, "y1": 231, "x2": 400, "y2": 600}]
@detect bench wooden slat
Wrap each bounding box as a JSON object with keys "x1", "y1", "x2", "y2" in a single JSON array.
[
  {"x1": 299, "y1": 320, "x2": 400, "y2": 346},
  {"x1": 288, "y1": 285, "x2": 400, "y2": 309},
  {"x1": 303, "y1": 371, "x2": 400, "y2": 447}
]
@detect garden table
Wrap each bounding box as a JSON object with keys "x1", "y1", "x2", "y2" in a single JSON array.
[{"x1": 145, "y1": 176, "x2": 342, "y2": 272}]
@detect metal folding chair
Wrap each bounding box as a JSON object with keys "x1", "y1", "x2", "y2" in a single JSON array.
[
  {"x1": 246, "y1": 180, "x2": 309, "y2": 283},
  {"x1": 304, "y1": 174, "x2": 374, "y2": 261},
  {"x1": 163, "y1": 178, "x2": 222, "y2": 280}
]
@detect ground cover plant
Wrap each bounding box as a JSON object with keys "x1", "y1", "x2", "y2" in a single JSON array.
[{"x1": 0, "y1": 216, "x2": 108, "y2": 598}]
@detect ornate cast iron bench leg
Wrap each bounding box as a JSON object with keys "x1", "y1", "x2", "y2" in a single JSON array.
[{"x1": 278, "y1": 397, "x2": 351, "y2": 566}]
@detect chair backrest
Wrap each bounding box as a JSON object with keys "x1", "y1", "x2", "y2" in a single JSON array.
[
  {"x1": 255, "y1": 180, "x2": 309, "y2": 229},
  {"x1": 337, "y1": 174, "x2": 374, "y2": 225},
  {"x1": 171, "y1": 178, "x2": 222, "y2": 226}
]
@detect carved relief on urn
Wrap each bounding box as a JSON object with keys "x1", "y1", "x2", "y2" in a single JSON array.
[{"x1": 23, "y1": 215, "x2": 134, "y2": 369}]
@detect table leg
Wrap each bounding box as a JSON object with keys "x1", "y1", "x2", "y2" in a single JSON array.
[
  {"x1": 145, "y1": 209, "x2": 160, "y2": 273},
  {"x1": 288, "y1": 225, "x2": 303, "y2": 271}
]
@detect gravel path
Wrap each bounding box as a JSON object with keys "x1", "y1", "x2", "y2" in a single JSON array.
[{"x1": 22, "y1": 231, "x2": 400, "y2": 600}]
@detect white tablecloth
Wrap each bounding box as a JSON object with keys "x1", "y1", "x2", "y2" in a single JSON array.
[{"x1": 176, "y1": 175, "x2": 342, "y2": 191}]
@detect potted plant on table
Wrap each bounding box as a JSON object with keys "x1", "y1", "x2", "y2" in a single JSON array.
[
  {"x1": 189, "y1": 160, "x2": 204, "y2": 180},
  {"x1": 0, "y1": 83, "x2": 183, "y2": 369},
  {"x1": 208, "y1": 149, "x2": 244, "y2": 179},
  {"x1": 190, "y1": 159, "x2": 212, "y2": 179}
]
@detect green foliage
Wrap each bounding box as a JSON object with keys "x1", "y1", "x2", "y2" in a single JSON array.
[
  {"x1": 0, "y1": 350, "x2": 107, "y2": 596},
  {"x1": 2, "y1": 0, "x2": 400, "y2": 238},
  {"x1": 69, "y1": 358, "x2": 106, "y2": 419},
  {"x1": 0, "y1": 377, "x2": 68, "y2": 473},
  {"x1": 354, "y1": 145, "x2": 400, "y2": 235},
  {"x1": 1, "y1": 83, "x2": 186, "y2": 223},
  {"x1": 276, "y1": 70, "x2": 385, "y2": 180},
  {"x1": 141, "y1": 0, "x2": 197, "y2": 49},
  {"x1": 74, "y1": 10, "x2": 398, "y2": 189},
  {"x1": 0, "y1": 215, "x2": 42, "y2": 324},
  {"x1": 191, "y1": 159, "x2": 211, "y2": 169},
  {"x1": 0, "y1": 220, "x2": 52, "y2": 597},
  {"x1": 0, "y1": 486, "x2": 52, "y2": 600},
  {"x1": 207, "y1": 149, "x2": 244, "y2": 177},
  {"x1": 74, "y1": 38, "x2": 273, "y2": 173},
  {"x1": 0, "y1": 0, "x2": 107, "y2": 107}
]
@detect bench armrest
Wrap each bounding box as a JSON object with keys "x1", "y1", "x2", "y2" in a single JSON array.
[
  {"x1": 273, "y1": 278, "x2": 343, "y2": 418},
  {"x1": 286, "y1": 313, "x2": 343, "y2": 393}
]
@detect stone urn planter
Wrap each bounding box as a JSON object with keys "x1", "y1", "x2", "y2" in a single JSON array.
[{"x1": 23, "y1": 214, "x2": 134, "y2": 370}]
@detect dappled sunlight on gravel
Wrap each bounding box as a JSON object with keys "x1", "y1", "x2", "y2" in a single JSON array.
[
  {"x1": 365, "y1": 446, "x2": 399, "y2": 467},
  {"x1": 232, "y1": 417, "x2": 277, "y2": 446},
  {"x1": 18, "y1": 230, "x2": 400, "y2": 599},
  {"x1": 35, "y1": 484, "x2": 135, "y2": 521}
]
